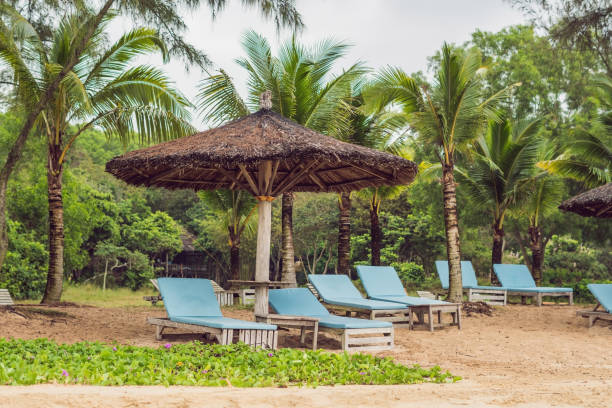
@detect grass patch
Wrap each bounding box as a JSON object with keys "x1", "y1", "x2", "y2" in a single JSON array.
[
  {"x1": 0, "y1": 338, "x2": 459, "y2": 387},
  {"x1": 21, "y1": 283, "x2": 160, "y2": 308}
]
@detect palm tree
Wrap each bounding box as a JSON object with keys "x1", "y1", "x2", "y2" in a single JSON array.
[
  {"x1": 538, "y1": 75, "x2": 611, "y2": 187},
  {"x1": 331, "y1": 91, "x2": 410, "y2": 269},
  {"x1": 519, "y1": 174, "x2": 564, "y2": 285},
  {"x1": 197, "y1": 30, "x2": 364, "y2": 284},
  {"x1": 458, "y1": 117, "x2": 542, "y2": 280},
  {"x1": 4, "y1": 13, "x2": 194, "y2": 303},
  {"x1": 198, "y1": 190, "x2": 257, "y2": 286},
  {"x1": 0, "y1": 0, "x2": 302, "y2": 275},
  {"x1": 370, "y1": 44, "x2": 517, "y2": 302}
]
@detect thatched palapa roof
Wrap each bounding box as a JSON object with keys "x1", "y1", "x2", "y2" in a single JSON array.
[
  {"x1": 105, "y1": 109, "x2": 417, "y2": 195},
  {"x1": 559, "y1": 182, "x2": 612, "y2": 218}
]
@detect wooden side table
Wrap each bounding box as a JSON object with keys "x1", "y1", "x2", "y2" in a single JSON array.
[{"x1": 255, "y1": 313, "x2": 319, "y2": 350}]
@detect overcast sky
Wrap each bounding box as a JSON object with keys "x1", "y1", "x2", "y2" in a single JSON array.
[{"x1": 115, "y1": 0, "x2": 528, "y2": 128}]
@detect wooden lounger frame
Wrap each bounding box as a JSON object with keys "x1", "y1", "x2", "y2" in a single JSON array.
[
  {"x1": 147, "y1": 317, "x2": 278, "y2": 349},
  {"x1": 577, "y1": 303, "x2": 612, "y2": 327},
  {"x1": 507, "y1": 290, "x2": 573, "y2": 306},
  {"x1": 431, "y1": 288, "x2": 507, "y2": 306},
  {"x1": 320, "y1": 302, "x2": 412, "y2": 328},
  {"x1": 266, "y1": 309, "x2": 394, "y2": 352},
  {"x1": 256, "y1": 314, "x2": 319, "y2": 350},
  {"x1": 0, "y1": 289, "x2": 14, "y2": 306},
  {"x1": 409, "y1": 303, "x2": 462, "y2": 332}
]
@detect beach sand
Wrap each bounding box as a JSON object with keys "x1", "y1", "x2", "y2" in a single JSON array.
[{"x1": 1, "y1": 302, "x2": 610, "y2": 407}]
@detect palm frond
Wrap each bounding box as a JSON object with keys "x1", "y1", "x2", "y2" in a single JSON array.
[{"x1": 197, "y1": 69, "x2": 250, "y2": 125}]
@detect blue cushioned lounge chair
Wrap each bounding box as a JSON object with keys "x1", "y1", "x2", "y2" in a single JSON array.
[
  {"x1": 148, "y1": 278, "x2": 278, "y2": 348},
  {"x1": 268, "y1": 288, "x2": 394, "y2": 351},
  {"x1": 308, "y1": 274, "x2": 412, "y2": 327},
  {"x1": 435, "y1": 260, "x2": 507, "y2": 305},
  {"x1": 577, "y1": 284, "x2": 612, "y2": 327},
  {"x1": 493, "y1": 264, "x2": 573, "y2": 306},
  {"x1": 356, "y1": 265, "x2": 461, "y2": 331}
]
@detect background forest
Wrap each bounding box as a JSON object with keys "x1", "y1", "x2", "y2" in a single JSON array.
[{"x1": 0, "y1": 0, "x2": 610, "y2": 302}]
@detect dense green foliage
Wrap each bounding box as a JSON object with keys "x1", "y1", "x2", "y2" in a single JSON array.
[
  {"x1": 0, "y1": 6, "x2": 609, "y2": 302},
  {"x1": 0, "y1": 339, "x2": 458, "y2": 386}
]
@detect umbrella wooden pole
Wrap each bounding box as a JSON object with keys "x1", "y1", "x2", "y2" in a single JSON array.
[
  {"x1": 254, "y1": 198, "x2": 272, "y2": 315},
  {"x1": 254, "y1": 159, "x2": 274, "y2": 316}
]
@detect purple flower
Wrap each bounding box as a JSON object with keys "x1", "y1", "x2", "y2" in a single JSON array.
[
  {"x1": 267, "y1": 353, "x2": 274, "y2": 357},
  {"x1": 61, "y1": 370, "x2": 69, "y2": 377},
  {"x1": 201, "y1": 370, "x2": 208, "y2": 374},
  {"x1": 359, "y1": 372, "x2": 366, "y2": 375},
  {"x1": 112, "y1": 346, "x2": 117, "y2": 352},
  {"x1": 164, "y1": 343, "x2": 172, "y2": 349},
  {"x1": 87, "y1": 356, "x2": 91, "y2": 360}
]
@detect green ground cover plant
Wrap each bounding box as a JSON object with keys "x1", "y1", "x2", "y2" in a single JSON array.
[{"x1": 0, "y1": 338, "x2": 458, "y2": 387}]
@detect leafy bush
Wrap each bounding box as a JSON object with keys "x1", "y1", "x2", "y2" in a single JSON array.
[
  {"x1": 393, "y1": 262, "x2": 426, "y2": 286},
  {"x1": 0, "y1": 221, "x2": 48, "y2": 299},
  {"x1": 0, "y1": 339, "x2": 459, "y2": 386}
]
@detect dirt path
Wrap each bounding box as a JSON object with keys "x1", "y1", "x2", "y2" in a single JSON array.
[{"x1": 1, "y1": 303, "x2": 610, "y2": 407}]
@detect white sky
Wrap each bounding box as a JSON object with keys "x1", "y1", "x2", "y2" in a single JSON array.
[{"x1": 114, "y1": 0, "x2": 527, "y2": 128}]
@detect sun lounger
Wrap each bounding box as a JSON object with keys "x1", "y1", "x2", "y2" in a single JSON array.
[
  {"x1": 356, "y1": 265, "x2": 461, "y2": 331},
  {"x1": 577, "y1": 284, "x2": 612, "y2": 327},
  {"x1": 0, "y1": 289, "x2": 14, "y2": 306},
  {"x1": 308, "y1": 274, "x2": 411, "y2": 327},
  {"x1": 493, "y1": 264, "x2": 573, "y2": 306},
  {"x1": 148, "y1": 278, "x2": 277, "y2": 348},
  {"x1": 268, "y1": 288, "x2": 394, "y2": 351},
  {"x1": 435, "y1": 260, "x2": 507, "y2": 305}
]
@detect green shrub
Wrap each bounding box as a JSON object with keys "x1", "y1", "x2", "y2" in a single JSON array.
[
  {"x1": 0, "y1": 339, "x2": 459, "y2": 386},
  {"x1": 0, "y1": 221, "x2": 48, "y2": 299},
  {"x1": 393, "y1": 262, "x2": 426, "y2": 286}
]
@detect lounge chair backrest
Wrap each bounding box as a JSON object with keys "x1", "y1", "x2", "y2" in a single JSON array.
[
  {"x1": 435, "y1": 260, "x2": 479, "y2": 289},
  {"x1": 157, "y1": 278, "x2": 222, "y2": 318},
  {"x1": 268, "y1": 288, "x2": 330, "y2": 317},
  {"x1": 355, "y1": 265, "x2": 406, "y2": 298},
  {"x1": 588, "y1": 283, "x2": 612, "y2": 313},
  {"x1": 308, "y1": 274, "x2": 363, "y2": 300},
  {"x1": 493, "y1": 264, "x2": 536, "y2": 288}
]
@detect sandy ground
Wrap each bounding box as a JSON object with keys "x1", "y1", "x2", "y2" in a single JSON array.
[{"x1": 0, "y1": 302, "x2": 610, "y2": 408}]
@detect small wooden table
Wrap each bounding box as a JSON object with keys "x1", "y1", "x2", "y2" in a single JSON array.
[
  {"x1": 256, "y1": 313, "x2": 319, "y2": 350},
  {"x1": 229, "y1": 281, "x2": 295, "y2": 315}
]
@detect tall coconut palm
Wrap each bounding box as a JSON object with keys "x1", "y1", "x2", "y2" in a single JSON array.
[
  {"x1": 197, "y1": 30, "x2": 365, "y2": 284},
  {"x1": 457, "y1": 117, "x2": 542, "y2": 280},
  {"x1": 4, "y1": 13, "x2": 194, "y2": 303},
  {"x1": 331, "y1": 92, "x2": 410, "y2": 268},
  {"x1": 518, "y1": 175, "x2": 564, "y2": 285},
  {"x1": 370, "y1": 44, "x2": 517, "y2": 302},
  {"x1": 198, "y1": 189, "x2": 257, "y2": 286}
]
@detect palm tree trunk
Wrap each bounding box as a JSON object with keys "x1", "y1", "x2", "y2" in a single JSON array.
[
  {"x1": 0, "y1": 176, "x2": 10, "y2": 273},
  {"x1": 528, "y1": 225, "x2": 543, "y2": 285},
  {"x1": 442, "y1": 163, "x2": 463, "y2": 303},
  {"x1": 280, "y1": 192, "x2": 296, "y2": 286},
  {"x1": 491, "y1": 221, "x2": 504, "y2": 284},
  {"x1": 370, "y1": 199, "x2": 382, "y2": 266},
  {"x1": 41, "y1": 141, "x2": 64, "y2": 304},
  {"x1": 229, "y1": 244, "x2": 240, "y2": 281},
  {"x1": 337, "y1": 192, "x2": 352, "y2": 277}
]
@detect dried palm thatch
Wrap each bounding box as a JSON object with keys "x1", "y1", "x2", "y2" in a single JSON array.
[
  {"x1": 105, "y1": 108, "x2": 418, "y2": 195},
  {"x1": 559, "y1": 183, "x2": 612, "y2": 218}
]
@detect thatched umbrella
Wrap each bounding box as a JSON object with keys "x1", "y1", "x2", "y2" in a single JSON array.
[
  {"x1": 559, "y1": 183, "x2": 612, "y2": 218},
  {"x1": 106, "y1": 93, "x2": 418, "y2": 315}
]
